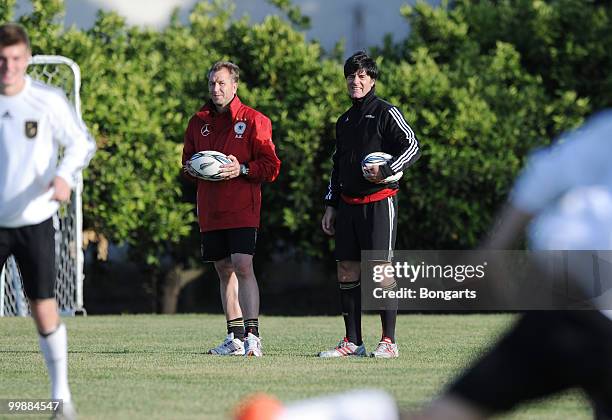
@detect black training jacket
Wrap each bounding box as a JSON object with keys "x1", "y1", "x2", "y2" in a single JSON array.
[{"x1": 325, "y1": 89, "x2": 420, "y2": 206}]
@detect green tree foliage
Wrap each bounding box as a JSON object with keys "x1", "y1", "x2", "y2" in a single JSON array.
[
  {"x1": 379, "y1": 0, "x2": 612, "y2": 109},
  {"x1": 15, "y1": 0, "x2": 63, "y2": 50},
  {"x1": 265, "y1": 0, "x2": 311, "y2": 30},
  {"x1": 4, "y1": 0, "x2": 607, "y2": 279},
  {"x1": 374, "y1": 1, "x2": 591, "y2": 248},
  {"x1": 458, "y1": 0, "x2": 612, "y2": 110},
  {"x1": 0, "y1": 0, "x2": 16, "y2": 22}
]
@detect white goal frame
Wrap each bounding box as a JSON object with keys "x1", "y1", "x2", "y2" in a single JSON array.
[{"x1": 0, "y1": 55, "x2": 86, "y2": 316}]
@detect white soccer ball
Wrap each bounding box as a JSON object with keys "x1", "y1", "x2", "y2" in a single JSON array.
[
  {"x1": 361, "y1": 152, "x2": 403, "y2": 184},
  {"x1": 187, "y1": 150, "x2": 232, "y2": 181}
]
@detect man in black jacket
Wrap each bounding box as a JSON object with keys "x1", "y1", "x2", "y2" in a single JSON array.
[{"x1": 320, "y1": 51, "x2": 420, "y2": 358}]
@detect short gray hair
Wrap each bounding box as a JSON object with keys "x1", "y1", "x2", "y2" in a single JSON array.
[{"x1": 208, "y1": 61, "x2": 240, "y2": 83}]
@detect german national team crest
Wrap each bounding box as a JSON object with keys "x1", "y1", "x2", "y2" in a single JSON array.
[
  {"x1": 234, "y1": 121, "x2": 247, "y2": 138},
  {"x1": 200, "y1": 123, "x2": 211, "y2": 137},
  {"x1": 25, "y1": 120, "x2": 38, "y2": 139}
]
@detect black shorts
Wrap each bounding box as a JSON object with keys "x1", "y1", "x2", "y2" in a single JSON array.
[
  {"x1": 334, "y1": 196, "x2": 398, "y2": 262},
  {"x1": 201, "y1": 227, "x2": 258, "y2": 262},
  {"x1": 448, "y1": 311, "x2": 612, "y2": 416},
  {"x1": 0, "y1": 218, "x2": 56, "y2": 300}
]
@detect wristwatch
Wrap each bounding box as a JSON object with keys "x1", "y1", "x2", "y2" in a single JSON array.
[{"x1": 240, "y1": 163, "x2": 250, "y2": 177}]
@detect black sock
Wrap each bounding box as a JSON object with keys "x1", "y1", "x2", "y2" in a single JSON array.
[
  {"x1": 380, "y1": 281, "x2": 398, "y2": 343},
  {"x1": 227, "y1": 317, "x2": 244, "y2": 340},
  {"x1": 339, "y1": 281, "x2": 362, "y2": 345},
  {"x1": 244, "y1": 319, "x2": 259, "y2": 337}
]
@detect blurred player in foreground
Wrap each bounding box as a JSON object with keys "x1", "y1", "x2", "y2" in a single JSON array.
[{"x1": 234, "y1": 110, "x2": 612, "y2": 419}]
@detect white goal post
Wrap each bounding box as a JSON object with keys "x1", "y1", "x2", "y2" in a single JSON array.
[{"x1": 0, "y1": 55, "x2": 86, "y2": 316}]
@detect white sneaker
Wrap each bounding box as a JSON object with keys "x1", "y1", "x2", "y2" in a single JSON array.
[
  {"x1": 207, "y1": 333, "x2": 245, "y2": 356},
  {"x1": 244, "y1": 332, "x2": 263, "y2": 357},
  {"x1": 318, "y1": 337, "x2": 367, "y2": 357},
  {"x1": 370, "y1": 338, "x2": 399, "y2": 358},
  {"x1": 51, "y1": 400, "x2": 77, "y2": 420}
]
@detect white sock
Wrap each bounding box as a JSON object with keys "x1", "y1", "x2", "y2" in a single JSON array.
[{"x1": 39, "y1": 323, "x2": 71, "y2": 403}]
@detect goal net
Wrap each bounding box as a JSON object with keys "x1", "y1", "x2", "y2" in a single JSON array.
[{"x1": 0, "y1": 55, "x2": 86, "y2": 316}]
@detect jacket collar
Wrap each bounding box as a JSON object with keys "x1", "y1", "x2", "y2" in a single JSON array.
[
  {"x1": 196, "y1": 95, "x2": 243, "y2": 120},
  {"x1": 351, "y1": 88, "x2": 376, "y2": 109}
]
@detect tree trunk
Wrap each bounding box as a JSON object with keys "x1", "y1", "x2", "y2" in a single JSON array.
[{"x1": 159, "y1": 264, "x2": 205, "y2": 314}]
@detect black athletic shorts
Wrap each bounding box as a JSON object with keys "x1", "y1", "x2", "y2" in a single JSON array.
[
  {"x1": 0, "y1": 218, "x2": 56, "y2": 300},
  {"x1": 334, "y1": 195, "x2": 398, "y2": 262},
  {"x1": 448, "y1": 311, "x2": 612, "y2": 416},
  {"x1": 201, "y1": 227, "x2": 257, "y2": 262}
]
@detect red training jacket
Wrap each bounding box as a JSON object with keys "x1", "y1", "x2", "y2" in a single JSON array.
[{"x1": 182, "y1": 95, "x2": 281, "y2": 232}]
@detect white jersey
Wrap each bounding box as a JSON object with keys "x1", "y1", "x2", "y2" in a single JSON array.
[
  {"x1": 511, "y1": 110, "x2": 612, "y2": 249},
  {"x1": 512, "y1": 110, "x2": 612, "y2": 218},
  {"x1": 0, "y1": 75, "x2": 95, "y2": 227},
  {"x1": 511, "y1": 110, "x2": 612, "y2": 317}
]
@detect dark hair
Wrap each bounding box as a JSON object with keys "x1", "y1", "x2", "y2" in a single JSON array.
[
  {"x1": 208, "y1": 61, "x2": 240, "y2": 83},
  {"x1": 0, "y1": 23, "x2": 30, "y2": 49},
  {"x1": 344, "y1": 50, "x2": 378, "y2": 80}
]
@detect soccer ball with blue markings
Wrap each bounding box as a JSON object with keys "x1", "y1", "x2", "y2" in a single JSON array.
[{"x1": 361, "y1": 152, "x2": 403, "y2": 184}]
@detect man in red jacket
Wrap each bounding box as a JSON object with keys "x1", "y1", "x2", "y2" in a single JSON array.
[{"x1": 182, "y1": 61, "x2": 280, "y2": 357}]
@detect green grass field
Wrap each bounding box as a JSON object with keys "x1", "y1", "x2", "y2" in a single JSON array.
[{"x1": 0, "y1": 314, "x2": 591, "y2": 419}]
